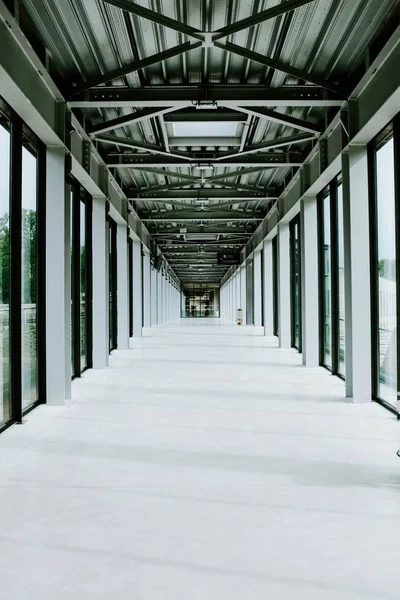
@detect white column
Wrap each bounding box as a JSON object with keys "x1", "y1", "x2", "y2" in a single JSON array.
[
  {"x1": 132, "y1": 239, "x2": 142, "y2": 337},
  {"x1": 92, "y1": 197, "x2": 109, "y2": 369},
  {"x1": 117, "y1": 224, "x2": 129, "y2": 349},
  {"x1": 157, "y1": 271, "x2": 162, "y2": 324},
  {"x1": 263, "y1": 239, "x2": 274, "y2": 336},
  {"x1": 181, "y1": 289, "x2": 186, "y2": 317},
  {"x1": 150, "y1": 267, "x2": 157, "y2": 325},
  {"x1": 143, "y1": 252, "x2": 151, "y2": 327},
  {"x1": 253, "y1": 250, "x2": 262, "y2": 327},
  {"x1": 46, "y1": 147, "x2": 68, "y2": 404},
  {"x1": 278, "y1": 222, "x2": 291, "y2": 348},
  {"x1": 240, "y1": 265, "x2": 246, "y2": 324},
  {"x1": 342, "y1": 147, "x2": 371, "y2": 402},
  {"x1": 300, "y1": 196, "x2": 319, "y2": 366}
]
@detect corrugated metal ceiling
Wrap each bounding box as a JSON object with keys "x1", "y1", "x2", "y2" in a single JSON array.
[{"x1": 18, "y1": 0, "x2": 398, "y2": 281}]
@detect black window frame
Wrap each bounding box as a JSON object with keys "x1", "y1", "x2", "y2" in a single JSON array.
[
  {"x1": 272, "y1": 235, "x2": 279, "y2": 337},
  {"x1": 368, "y1": 118, "x2": 399, "y2": 417},
  {"x1": 290, "y1": 214, "x2": 302, "y2": 352},
  {"x1": 0, "y1": 96, "x2": 46, "y2": 434},
  {"x1": 317, "y1": 176, "x2": 345, "y2": 379},
  {"x1": 108, "y1": 216, "x2": 118, "y2": 352},
  {"x1": 70, "y1": 178, "x2": 93, "y2": 380}
]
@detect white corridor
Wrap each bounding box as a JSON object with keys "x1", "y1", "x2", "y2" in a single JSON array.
[{"x1": 0, "y1": 320, "x2": 399, "y2": 599}]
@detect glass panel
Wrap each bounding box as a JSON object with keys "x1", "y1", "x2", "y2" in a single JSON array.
[
  {"x1": 337, "y1": 182, "x2": 345, "y2": 376},
  {"x1": 0, "y1": 124, "x2": 11, "y2": 425},
  {"x1": 21, "y1": 145, "x2": 38, "y2": 409},
  {"x1": 323, "y1": 194, "x2": 332, "y2": 368},
  {"x1": 70, "y1": 190, "x2": 75, "y2": 377},
  {"x1": 376, "y1": 137, "x2": 397, "y2": 406},
  {"x1": 80, "y1": 200, "x2": 87, "y2": 370},
  {"x1": 293, "y1": 220, "x2": 301, "y2": 350}
]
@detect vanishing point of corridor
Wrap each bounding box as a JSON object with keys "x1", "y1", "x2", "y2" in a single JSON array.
[{"x1": 0, "y1": 320, "x2": 398, "y2": 600}]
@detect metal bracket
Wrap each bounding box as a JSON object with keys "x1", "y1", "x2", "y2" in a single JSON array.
[
  {"x1": 319, "y1": 138, "x2": 328, "y2": 174},
  {"x1": 82, "y1": 140, "x2": 91, "y2": 174}
]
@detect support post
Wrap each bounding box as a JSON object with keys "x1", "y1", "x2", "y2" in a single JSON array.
[
  {"x1": 342, "y1": 147, "x2": 371, "y2": 401},
  {"x1": 116, "y1": 224, "x2": 129, "y2": 349},
  {"x1": 143, "y1": 252, "x2": 151, "y2": 327},
  {"x1": 263, "y1": 239, "x2": 274, "y2": 336},
  {"x1": 300, "y1": 196, "x2": 319, "y2": 365},
  {"x1": 253, "y1": 250, "x2": 262, "y2": 326},
  {"x1": 132, "y1": 239, "x2": 142, "y2": 337},
  {"x1": 46, "y1": 147, "x2": 68, "y2": 403},
  {"x1": 278, "y1": 222, "x2": 291, "y2": 348},
  {"x1": 92, "y1": 196, "x2": 109, "y2": 368}
]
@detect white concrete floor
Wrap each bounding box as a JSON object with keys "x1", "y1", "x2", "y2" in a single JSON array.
[{"x1": 0, "y1": 319, "x2": 399, "y2": 599}]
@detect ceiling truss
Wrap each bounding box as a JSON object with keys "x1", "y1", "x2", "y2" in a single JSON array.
[{"x1": 70, "y1": 0, "x2": 348, "y2": 283}]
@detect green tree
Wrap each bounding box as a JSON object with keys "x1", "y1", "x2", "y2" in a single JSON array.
[{"x1": 0, "y1": 213, "x2": 10, "y2": 304}]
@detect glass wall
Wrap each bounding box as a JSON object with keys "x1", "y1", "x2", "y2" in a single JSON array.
[
  {"x1": 21, "y1": 141, "x2": 38, "y2": 410},
  {"x1": 337, "y1": 182, "x2": 346, "y2": 376},
  {"x1": 272, "y1": 236, "x2": 279, "y2": 336},
  {"x1": 108, "y1": 218, "x2": 117, "y2": 352},
  {"x1": 80, "y1": 200, "x2": 87, "y2": 370},
  {"x1": 0, "y1": 97, "x2": 45, "y2": 429},
  {"x1": 371, "y1": 128, "x2": 397, "y2": 408},
  {"x1": 290, "y1": 216, "x2": 301, "y2": 351},
  {"x1": 70, "y1": 180, "x2": 92, "y2": 377},
  {"x1": 0, "y1": 120, "x2": 11, "y2": 426},
  {"x1": 322, "y1": 192, "x2": 332, "y2": 368},
  {"x1": 318, "y1": 177, "x2": 345, "y2": 377}
]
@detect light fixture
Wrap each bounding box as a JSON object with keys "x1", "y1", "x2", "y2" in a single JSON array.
[
  {"x1": 193, "y1": 164, "x2": 214, "y2": 171},
  {"x1": 195, "y1": 101, "x2": 218, "y2": 109}
]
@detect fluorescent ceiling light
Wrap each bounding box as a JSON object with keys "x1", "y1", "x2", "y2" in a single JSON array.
[{"x1": 173, "y1": 121, "x2": 238, "y2": 137}]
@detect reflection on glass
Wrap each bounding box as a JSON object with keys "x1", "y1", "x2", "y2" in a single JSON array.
[
  {"x1": 337, "y1": 183, "x2": 345, "y2": 376},
  {"x1": 80, "y1": 200, "x2": 87, "y2": 370},
  {"x1": 21, "y1": 145, "x2": 38, "y2": 410},
  {"x1": 323, "y1": 194, "x2": 332, "y2": 367},
  {"x1": 0, "y1": 124, "x2": 11, "y2": 424},
  {"x1": 376, "y1": 137, "x2": 396, "y2": 406}
]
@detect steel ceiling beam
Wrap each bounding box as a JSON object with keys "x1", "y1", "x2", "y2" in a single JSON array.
[
  {"x1": 69, "y1": 86, "x2": 343, "y2": 108},
  {"x1": 169, "y1": 136, "x2": 242, "y2": 146},
  {"x1": 164, "y1": 109, "x2": 245, "y2": 122},
  {"x1": 212, "y1": 0, "x2": 317, "y2": 41},
  {"x1": 142, "y1": 211, "x2": 263, "y2": 221},
  {"x1": 97, "y1": 134, "x2": 192, "y2": 160},
  {"x1": 150, "y1": 226, "x2": 253, "y2": 234},
  {"x1": 69, "y1": 42, "x2": 202, "y2": 97},
  {"x1": 102, "y1": 0, "x2": 206, "y2": 41},
  {"x1": 87, "y1": 106, "x2": 180, "y2": 136},
  {"x1": 206, "y1": 166, "x2": 269, "y2": 181},
  {"x1": 217, "y1": 132, "x2": 316, "y2": 160},
  {"x1": 129, "y1": 166, "x2": 200, "y2": 181},
  {"x1": 215, "y1": 42, "x2": 343, "y2": 96},
  {"x1": 108, "y1": 152, "x2": 304, "y2": 167},
  {"x1": 130, "y1": 179, "x2": 269, "y2": 195},
  {"x1": 129, "y1": 190, "x2": 270, "y2": 200},
  {"x1": 231, "y1": 106, "x2": 323, "y2": 134}
]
